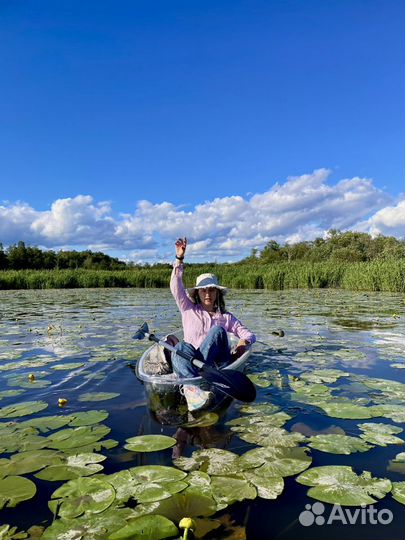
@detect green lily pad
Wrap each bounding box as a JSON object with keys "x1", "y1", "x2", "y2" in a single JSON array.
[
  {"x1": 300, "y1": 369, "x2": 349, "y2": 384},
  {"x1": 41, "y1": 509, "x2": 132, "y2": 540},
  {"x1": 129, "y1": 466, "x2": 188, "y2": 484},
  {"x1": 0, "y1": 524, "x2": 28, "y2": 540},
  {"x1": 370, "y1": 405, "x2": 405, "y2": 423},
  {"x1": 237, "y1": 425, "x2": 305, "y2": 447},
  {"x1": 308, "y1": 434, "x2": 373, "y2": 454},
  {"x1": 108, "y1": 515, "x2": 178, "y2": 540},
  {"x1": 358, "y1": 423, "x2": 404, "y2": 446},
  {"x1": 35, "y1": 453, "x2": 106, "y2": 481},
  {"x1": 133, "y1": 491, "x2": 217, "y2": 521},
  {"x1": 0, "y1": 476, "x2": 37, "y2": 509},
  {"x1": 124, "y1": 435, "x2": 176, "y2": 452},
  {"x1": 49, "y1": 476, "x2": 116, "y2": 519},
  {"x1": 227, "y1": 412, "x2": 291, "y2": 429},
  {"x1": 242, "y1": 469, "x2": 284, "y2": 499},
  {"x1": 19, "y1": 415, "x2": 73, "y2": 433},
  {"x1": 174, "y1": 449, "x2": 241, "y2": 476},
  {"x1": 238, "y1": 403, "x2": 280, "y2": 415},
  {"x1": 78, "y1": 392, "x2": 120, "y2": 402},
  {"x1": 239, "y1": 446, "x2": 312, "y2": 476},
  {"x1": 69, "y1": 410, "x2": 109, "y2": 427},
  {"x1": 391, "y1": 481, "x2": 405, "y2": 505},
  {"x1": 318, "y1": 401, "x2": 379, "y2": 419},
  {"x1": 0, "y1": 389, "x2": 25, "y2": 400},
  {"x1": 296, "y1": 466, "x2": 392, "y2": 506},
  {"x1": 210, "y1": 476, "x2": 257, "y2": 507},
  {"x1": 0, "y1": 449, "x2": 62, "y2": 478},
  {"x1": 46, "y1": 425, "x2": 111, "y2": 450},
  {"x1": 0, "y1": 401, "x2": 48, "y2": 418},
  {"x1": 0, "y1": 426, "x2": 48, "y2": 454},
  {"x1": 51, "y1": 362, "x2": 85, "y2": 370}
]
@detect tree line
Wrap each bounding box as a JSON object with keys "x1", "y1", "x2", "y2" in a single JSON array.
[
  {"x1": 241, "y1": 230, "x2": 405, "y2": 264},
  {"x1": 0, "y1": 231, "x2": 403, "y2": 271}
]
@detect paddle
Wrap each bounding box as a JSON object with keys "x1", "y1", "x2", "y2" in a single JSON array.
[{"x1": 133, "y1": 322, "x2": 256, "y2": 402}]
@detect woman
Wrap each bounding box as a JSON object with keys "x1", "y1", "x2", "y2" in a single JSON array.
[{"x1": 170, "y1": 237, "x2": 256, "y2": 410}]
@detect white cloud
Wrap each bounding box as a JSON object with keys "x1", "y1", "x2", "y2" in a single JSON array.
[{"x1": 0, "y1": 170, "x2": 402, "y2": 261}]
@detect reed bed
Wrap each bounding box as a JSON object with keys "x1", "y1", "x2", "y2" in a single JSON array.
[{"x1": 0, "y1": 260, "x2": 403, "y2": 292}]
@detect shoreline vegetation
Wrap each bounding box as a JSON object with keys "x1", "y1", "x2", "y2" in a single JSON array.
[
  {"x1": 0, "y1": 260, "x2": 403, "y2": 292},
  {"x1": 0, "y1": 231, "x2": 404, "y2": 292}
]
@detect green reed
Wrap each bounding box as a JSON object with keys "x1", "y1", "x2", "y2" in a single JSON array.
[{"x1": 0, "y1": 261, "x2": 403, "y2": 292}]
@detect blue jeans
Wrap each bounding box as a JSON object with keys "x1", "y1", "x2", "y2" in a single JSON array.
[{"x1": 171, "y1": 326, "x2": 231, "y2": 379}]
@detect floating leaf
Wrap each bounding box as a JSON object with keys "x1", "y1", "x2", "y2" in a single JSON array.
[
  {"x1": 51, "y1": 363, "x2": 85, "y2": 370},
  {"x1": 174, "y1": 449, "x2": 241, "y2": 476},
  {"x1": 391, "y1": 481, "x2": 405, "y2": 505},
  {"x1": 0, "y1": 389, "x2": 25, "y2": 400},
  {"x1": 370, "y1": 405, "x2": 405, "y2": 423},
  {"x1": 242, "y1": 469, "x2": 284, "y2": 499},
  {"x1": 78, "y1": 392, "x2": 120, "y2": 402},
  {"x1": 358, "y1": 423, "x2": 404, "y2": 447},
  {"x1": 300, "y1": 369, "x2": 349, "y2": 384},
  {"x1": 133, "y1": 491, "x2": 217, "y2": 521},
  {"x1": 49, "y1": 476, "x2": 115, "y2": 519},
  {"x1": 236, "y1": 425, "x2": 305, "y2": 447},
  {"x1": 130, "y1": 466, "x2": 188, "y2": 484},
  {"x1": 238, "y1": 403, "x2": 280, "y2": 415},
  {"x1": 239, "y1": 446, "x2": 312, "y2": 476},
  {"x1": 0, "y1": 524, "x2": 28, "y2": 540},
  {"x1": 0, "y1": 401, "x2": 48, "y2": 418},
  {"x1": 318, "y1": 401, "x2": 379, "y2": 419},
  {"x1": 41, "y1": 509, "x2": 131, "y2": 540},
  {"x1": 35, "y1": 453, "x2": 106, "y2": 481},
  {"x1": 108, "y1": 515, "x2": 178, "y2": 540},
  {"x1": 210, "y1": 476, "x2": 256, "y2": 507},
  {"x1": 0, "y1": 449, "x2": 62, "y2": 478},
  {"x1": 308, "y1": 434, "x2": 373, "y2": 454},
  {"x1": 124, "y1": 435, "x2": 176, "y2": 453},
  {"x1": 19, "y1": 415, "x2": 72, "y2": 433},
  {"x1": 296, "y1": 466, "x2": 391, "y2": 506},
  {"x1": 68, "y1": 410, "x2": 109, "y2": 427},
  {"x1": 46, "y1": 425, "x2": 111, "y2": 450},
  {"x1": 0, "y1": 476, "x2": 37, "y2": 508}
]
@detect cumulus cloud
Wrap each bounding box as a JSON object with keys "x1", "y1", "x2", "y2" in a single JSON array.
[{"x1": 0, "y1": 170, "x2": 402, "y2": 262}]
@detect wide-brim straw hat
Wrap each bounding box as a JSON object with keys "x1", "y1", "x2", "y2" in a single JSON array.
[{"x1": 187, "y1": 273, "x2": 228, "y2": 295}]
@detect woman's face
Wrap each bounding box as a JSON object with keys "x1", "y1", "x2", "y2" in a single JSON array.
[{"x1": 197, "y1": 287, "x2": 218, "y2": 309}]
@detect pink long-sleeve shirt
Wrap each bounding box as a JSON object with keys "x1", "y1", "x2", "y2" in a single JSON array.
[{"x1": 170, "y1": 262, "x2": 256, "y2": 349}]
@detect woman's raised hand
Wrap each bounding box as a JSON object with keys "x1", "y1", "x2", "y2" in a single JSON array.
[{"x1": 175, "y1": 237, "x2": 187, "y2": 259}]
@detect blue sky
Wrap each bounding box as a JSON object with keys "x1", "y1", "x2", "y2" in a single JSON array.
[{"x1": 0, "y1": 0, "x2": 404, "y2": 262}]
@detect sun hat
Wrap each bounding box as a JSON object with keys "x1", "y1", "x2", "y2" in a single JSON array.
[{"x1": 187, "y1": 273, "x2": 228, "y2": 295}]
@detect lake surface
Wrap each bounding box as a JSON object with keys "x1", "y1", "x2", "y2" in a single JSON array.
[{"x1": 0, "y1": 288, "x2": 404, "y2": 539}]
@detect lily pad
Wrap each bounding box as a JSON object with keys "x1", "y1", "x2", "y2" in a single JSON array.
[
  {"x1": 308, "y1": 434, "x2": 373, "y2": 454},
  {"x1": 318, "y1": 401, "x2": 379, "y2": 419},
  {"x1": 239, "y1": 446, "x2": 312, "y2": 476},
  {"x1": 358, "y1": 423, "x2": 404, "y2": 447},
  {"x1": 174, "y1": 449, "x2": 241, "y2": 476},
  {"x1": 0, "y1": 401, "x2": 48, "y2": 418},
  {"x1": 51, "y1": 363, "x2": 85, "y2": 370},
  {"x1": 296, "y1": 466, "x2": 392, "y2": 506},
  {"x1": 108, "y1": 515, "x2": 178, "y2": 540},
  {"x1": 0, "y1": 476, "x2": 37, "y2": 508},
  {"x1": 69, "y1": 410, "x2": 109, "y2": 427},
  {"x1": 78, "y1": 392, "x2": 120, "y2": 402},
  {"x1": 35, "y1": 453, "x2": 106, "y2": 481},
  {"x1": 46, "y1": 425, "x2": 111, "y2": 450},
  {"x1": 300, "y1": 369, "x2": 349, "y2": 384},
  {"x1": 238, "y1": 403, "x2": 280, "y2": 415},
  {"x1": 124, "y1": 435, "x2": 176, "y2": 453},
  {"x1": 133, "y1": 491, "x2": 217, "y2": 521},
  {"x1": 242, "y1": 469, "x2": 284, "y2": 499},
  {"x1": 19, "y1": 415, "x2": 73, "y2": 433},
  {"x1": 49, "y1": 476, "x2": 116, "y2": 519},
  {"x1": 210, "y1": 476, "x2": 256, "y2": 507},
  {"x1": 391, "y1": 481, "x2": 405, "y2": 505},
  {"x1": 0, "y1": 449, "x2": 62, "y2": 478},
  {"x1": 237, "y1": 425, "x2": 305, "y2": 447}
]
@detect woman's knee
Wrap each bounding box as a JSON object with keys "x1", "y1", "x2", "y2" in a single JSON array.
[{"x1": 207, "y1": 326, "x2": 227, "y2": 339}]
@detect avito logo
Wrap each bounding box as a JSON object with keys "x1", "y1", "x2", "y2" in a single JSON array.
[{"x1": 299, "y1": 502, "x2": 393, "y2": 526}]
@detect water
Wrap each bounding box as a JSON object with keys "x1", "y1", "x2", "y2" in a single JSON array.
[{"x1": 0, "y1": 288, "x2": 404, "y2": 539}]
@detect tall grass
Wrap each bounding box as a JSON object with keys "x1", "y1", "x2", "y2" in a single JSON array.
[{"x1": 0, "y1": 261, "x2": 403, "y2": 292}]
